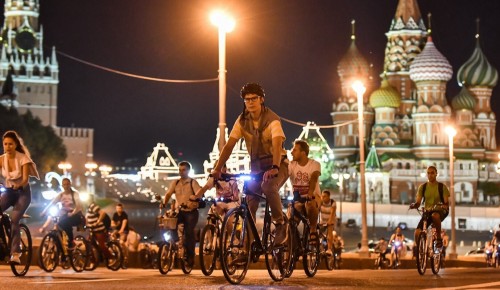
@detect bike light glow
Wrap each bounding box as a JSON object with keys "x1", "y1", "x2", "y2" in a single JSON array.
[
  {"x1": 163, "y1": 232, "x2": 171, "y2": 241},
  {"x1": 240, "y1": 175, "x2": 252, "y2": 181},
  {"x1": 48, "y1": 205, "x2": 59, "y2": 217},
  {"x1": 287, "y1": 195, "x2": 293, "y2": 201}
]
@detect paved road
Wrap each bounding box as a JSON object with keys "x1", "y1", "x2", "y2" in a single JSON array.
[{"x1": 1, "y1": 266, "x2": 499, "y2": 290}]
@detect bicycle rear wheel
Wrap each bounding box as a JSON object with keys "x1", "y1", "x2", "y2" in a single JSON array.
[
  {"x1": 84, "y1": 241, "x2": 99, "y2": 271},
  {"x1": 38, "y1": 233, "x2": 59, "y2": 272},
  {"x1": 283, "y1": 222, "x2": 297, "y2": 277},
  {"x1": 416, "y1": 232, "x2": 427, "y2": 275},
  {"x1": 199, "y1": 224, "x2": 217, "y2": 276},
  {"x1": 11, "y1": 224, "x2": 32, "y2": 276},
  {"x1": 430, "y1": 244, "x2": 442, "y2": 274},
  {"x1": 220, "y1": 208, "x2": 250, "y2": 285}
]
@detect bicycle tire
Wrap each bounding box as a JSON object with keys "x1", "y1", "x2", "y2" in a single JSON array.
[
  {"x1": 139, "y1": 248, "x2": 153, "y2": 269},
  {"x1": 303, "y1": 230, "x2": 320, "y2": 277},
  {"x1": 180, "y1": 254, "x2": 193, "y2": 274},
  {"x1": 416, "y1": 232, "x2": 427, "y2": 275},
  {"x1": 264, "y1": 221, "x2": 285, "y2": 282},
  {"x1": 105, "y1": 240, "x2": 123, "y2": 271},
  {"x1": 10, "y1": 224, "x2": 32, "y2": 276},
  {"x1": 220, "y1": 207, "x2": 250, "y2": 285},
  {"x1": 324, "y1": 240, "x2": 334, "y2": 271},
  {"x1": 38, "y1": 233, "x2": 59, "y2": 272},
  {"x1": 158, "y1": 242, "x2": 174, "y2": 275},
  {"x1": 430, "y1": 243, "x2": 441, "y2": 274},
  {"x1": 84, "y1": 241, "x2": 99, "y2": 271},
  {"x1": 199, "y1": 224, "x2": 217, "y2": 276},
  {"x1": 283, "y1": 221, "x2": 297, "y2": 277}
]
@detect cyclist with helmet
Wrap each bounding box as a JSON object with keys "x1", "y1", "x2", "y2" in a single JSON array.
[
  {"x1": 211, "y1": 83, "x2": 289, "y2": 245},
  {"x1": 410, "y1": 166, "x2": 450, "y2": 251}
]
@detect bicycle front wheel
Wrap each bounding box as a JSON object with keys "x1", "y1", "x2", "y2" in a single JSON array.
[
  {"x1": 303, "y1": 231, "x2": 320, "y2": 277},
  {"x1": 199, "y1": 224, "x2": 218, "y2": 276},
  {"x1": 158, "y1": 242, "x2": 174, "y2": 274},
  {"x1": 430, "y1": 246, "x2": 441, "y2": 274},
  {"x1": 38, "y1": 232, "x2": 59, "y2": 272},
  {"x1": 264, "y1": 221, "x2": 289, "y2": 281},
  {"x1": 220, "y1": 207, "x2": 250, "y2": 285},
  {"x1": 70, "y1": 236, "x2": 88, "y2": 272},
  {"x1": 11, "y1": 224, "x2": 32, "y2": 276},
  {"x1": 105, "y1": 241, "x2": 123, "y2": 271},
  {"x1": 416, "y1": 232, "x2": 427, "y2": 275}
]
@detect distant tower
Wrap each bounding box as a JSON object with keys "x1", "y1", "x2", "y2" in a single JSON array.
[
  {"x1": 0, "y1": 0, "x2": 59, "y2": 127},
  {"x1": 456, "y1": 19, "x2": 498, "y2": 154},
  {"x1": 409, "y1": 35, "x2": 453, "y2": 158},
  {"x1": 331, "y1": 20, "x2": 374, "y2": 160}
]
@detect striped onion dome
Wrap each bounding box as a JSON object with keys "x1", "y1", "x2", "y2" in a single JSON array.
[
  {"x1": 337, "y1": 39, "x2": 370, "y2": 81},
  {"x1": 409, "y1": 37, "x2": 453, "y2": 82},
  {"x1": 369, "y1": 78, "x2": 401, "y2": 108},
  {"x1": 451, "y1": 86, "x2": 476, "y2": 110},
  {"x1": 457, "y1": 38, "x2": 498, "y2": 87}
]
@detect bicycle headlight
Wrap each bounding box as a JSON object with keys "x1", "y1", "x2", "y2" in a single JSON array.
[
  {"x1": 163, "y1": 232, "x2": 171, "y2": 241},
  {"x1": 48, "y1": 205, "x2": 59, "y2": 217}
]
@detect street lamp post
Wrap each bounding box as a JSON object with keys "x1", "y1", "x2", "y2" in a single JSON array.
[
  {"x1": 352, "y1": 80, "x2": 369, "y2": 257},
  {"x1": 445, "y1": 125, "x2": 457, "y2": 260},
  {"x1": 58, "y1": 162, "x2": 72, "y2": 178},
  {"x1": 210, "y1": 10, "x2": 235, "y2": 152},
  {"x1": 85, "y1": 161, "x2": 98, "y2": 196}
]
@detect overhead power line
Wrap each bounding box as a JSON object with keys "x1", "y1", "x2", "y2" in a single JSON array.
[{"x1": 56, "y1": 50, "x2": 219, "y2": 83}]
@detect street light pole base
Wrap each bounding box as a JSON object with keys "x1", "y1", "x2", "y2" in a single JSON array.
[
  {"x1": 358, "y1": 249, "x2": 370, "y2": 258},
  {"x1": 448, "y1": 252, "x2": 458, "y2": 260}
]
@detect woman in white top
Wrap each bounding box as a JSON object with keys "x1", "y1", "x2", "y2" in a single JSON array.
[{"x1": 1, "y1": 130, "x2": 39, "y2": 264}]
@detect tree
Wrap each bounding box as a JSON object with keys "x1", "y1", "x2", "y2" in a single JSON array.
[{"x1": 0, "y1": 106, "x2": 66, "y2": 173}]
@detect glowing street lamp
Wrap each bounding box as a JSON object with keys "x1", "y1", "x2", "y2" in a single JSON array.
[
  {"x1": 445, "y1": 125, "x2": 457, "y2": 259},
  {"x1": 58, "y1": 162, "x2": 72, "y2": 177},
  {"x1": 99, "y1": 165, "x2": 112, "y2": 178},
  {"x1": 352, "y1": 80, "x2": 369, "y2": 256},
  {"x1": 210, "y1": 9, "x2": 235, "y2": 151},
  {"x1": 85, "y1": 161, "x2": 98, "y2": 176}
]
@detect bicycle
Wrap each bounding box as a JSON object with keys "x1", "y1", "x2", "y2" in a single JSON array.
[
  {"x1": 138, "y1": 238, "x2": 158, "y2": 269},
  {"x1": 391, "y1": 239, "x2": 403, "y2": 269},
  {"x1": 318, "y1": 224, "x2": 335, "y2": 270},
  {"x1": 157, "y1": 203, "x2": 192, "y2": 275},
  {"x1": 38, "y1": 210, "x2": 86, "y2": 272},
  {"x1": 217, "y1": 172, "x2": 291, "y2": 285},
  {"x1": 284, "y1": 192, "x2": 319, "y2": 277},
  {"x1": 374, "y1": 250, "x2": 389, "y2": 269},
  {"x1": 198, "y1": 200, "x2": 223, "y2": 276},
  {"x1": 411, "y1": 205, "x2": 443, "y2": 275},
  {"x1": 75, "y1": 229, "x2": 123, "y2": 271},
  {"x1": 0, "y1": 185, "x2": 32, "y2": 276}
]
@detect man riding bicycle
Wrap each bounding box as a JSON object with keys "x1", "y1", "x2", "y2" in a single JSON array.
[
  {"x1": 162, "y1": 161, "x2": 202, "y2": 268},
  {"x1": 410, "y1": 166, "x2": 450, "y2": 251},
  {"x1": 288, "y1": 139, "x2": 320, "y2": 244},
  {"x1": 211, "y1": 83, "x2": 288, "y2": 245}
]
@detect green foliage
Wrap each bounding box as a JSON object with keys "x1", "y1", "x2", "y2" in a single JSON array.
[
  {"x1": 478, "y1": 181, "x2": 500, "y2": 196},
  {"x1": 0, "y1": 106, "x2": 66, "y2": 173},
  {"x1": 303, "y1": 136, "x2": 336, "y2": 191}
]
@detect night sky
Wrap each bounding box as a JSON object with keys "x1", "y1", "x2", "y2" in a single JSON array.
[{"x1": 36, "y1": 0, "x2": 500, "y2": 173}]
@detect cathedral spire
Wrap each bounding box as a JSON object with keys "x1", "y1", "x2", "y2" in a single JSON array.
[{"x1": 390, "y1": 0, "x2": 426, "y2": 31}]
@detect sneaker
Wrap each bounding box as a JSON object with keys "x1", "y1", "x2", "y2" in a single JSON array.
[
  {"x1": 9, "y1": 252, "x2": 21, "y2": 265},
  {"x1": 326, "y1": 249, "x2": 333, "y2": 256},
  {"x1": 274, "y1": 223, "x2": 288, "y2": 246}
]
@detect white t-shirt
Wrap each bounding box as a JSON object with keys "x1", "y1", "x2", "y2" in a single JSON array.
[{"x1": 288, "y1": 159, "x2": 321, "y2": 198}]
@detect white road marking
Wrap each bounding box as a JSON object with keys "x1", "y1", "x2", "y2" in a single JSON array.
[
  {"x1": 30, "y1": 278, "x2": 128, "y2": 284},
  {"x1": 422, "y1": 281, "x2": 500, "y2": 290}
]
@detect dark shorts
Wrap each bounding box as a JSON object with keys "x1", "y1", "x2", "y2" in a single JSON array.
[{"x1": 416, "y1": 209, "x2": 448, "y2": 231}]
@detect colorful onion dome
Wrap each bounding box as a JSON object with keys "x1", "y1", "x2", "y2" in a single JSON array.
[
  {"x1": 369, "y1": 78, "x2": 401, "y2": 108},
  {"x1": 457, "y1": 39, "x2": 498, "y2": 87},
  {"x1": 451, "y1": 86, "x2": 476, "y2": 111},
  {"x1": 409, "y1": 37, "x2": 453, "y2": 82},
  {"x1": 337, "y1": 39, "x2": 370, "y2": 81}
]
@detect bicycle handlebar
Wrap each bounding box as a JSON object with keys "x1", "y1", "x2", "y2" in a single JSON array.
[{"x1": 209, "y1": 172, "x2": 265, "y2": 182}]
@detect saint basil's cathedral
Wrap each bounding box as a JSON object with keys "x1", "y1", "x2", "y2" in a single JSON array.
[{"x1": 331, "y1": 0, "x2": 500, "y2": 205}]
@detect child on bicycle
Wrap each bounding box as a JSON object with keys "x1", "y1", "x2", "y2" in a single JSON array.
[
  {"x1": 319, "y1": 190, "x2": 337, "y2": 256},
  {"x1": 195, "y1": 164, "x2": 240, "y2": 217}
]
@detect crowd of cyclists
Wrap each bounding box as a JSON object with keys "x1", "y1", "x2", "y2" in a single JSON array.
[{"x1": 0, "y1": 83, "x2": 497, "y2": 281}]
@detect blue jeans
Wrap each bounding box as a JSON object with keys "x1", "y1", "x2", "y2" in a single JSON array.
[
  {"x1": 177, "y1": 209, "x2": 199, "y2": 260},
  {"x1": 0, "y1": 186, "x2": 31, "y2": 255}
]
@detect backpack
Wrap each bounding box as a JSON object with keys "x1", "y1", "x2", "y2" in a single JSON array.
[
  {"x1": 421, "y1": 182, "x2": 448, "y2": 218},
  {"x1": 102, "y1": 212, "x2": 112, "y2": 231}
]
